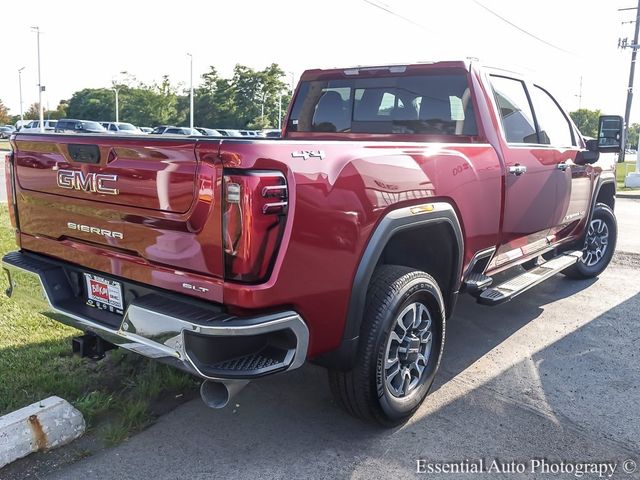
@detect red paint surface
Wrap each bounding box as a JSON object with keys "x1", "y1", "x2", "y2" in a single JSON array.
[{"x1": 9, "y1": 62, "x2": 607, "y2": 358}]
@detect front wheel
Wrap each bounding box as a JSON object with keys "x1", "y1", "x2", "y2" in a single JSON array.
[
  {"x1": 328, "y1": 265, "x2": 445, "y2": 427},
  {"x1": 564, "y1": 203, "x2": 617, "y2": 279}
]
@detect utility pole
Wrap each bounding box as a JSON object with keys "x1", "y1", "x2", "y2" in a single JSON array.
[
  {"x1": 187, "y1": 53, "x2": 194, "y2": 129},
  {"x1": 575, "y1": 76, "x2": 583, "y2": 110},
  {"x1": 18, "y1": 67, "x2": 25, "y2": 122},
  {"x1": 31, "y1": 26, "x2": 44, "y2": 132},
  {"x1": 112, "y1": 86, "x2": 120, "y2": 122},
  {"x1": 619, "y1": 2, "x2": 640, "y2": 162},
  {"x1": 278, "y1": 91, "x2": 282, "y2": 130}
]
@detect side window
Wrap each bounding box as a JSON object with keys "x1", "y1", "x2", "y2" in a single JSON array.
[
  {"x1": 109, "y1": 124, "x2": 118, "y2": 131},
  {"x1": 529, "y1": 86, "x2": 574, "y2": 147},
  {"x1": 490, "y1": 76, "x2": 537, "y2": 144}
]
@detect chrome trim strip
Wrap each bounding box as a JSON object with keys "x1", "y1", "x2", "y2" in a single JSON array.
[{"x1": 2, "y1": 254, "x2": 309, "y2": 380}]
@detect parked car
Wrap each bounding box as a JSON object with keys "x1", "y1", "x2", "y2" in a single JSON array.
[
  {"x1": 0, "y1": 126, "x2": 16, "y2": 139},
  {"x1": 21, "y1": 120, "x2": 58, "y2": 132},
  {"x1": 14, "y1": 120, "x2": 30, "y2": 131},
  {"x1": 263, "y1": 129, "x2": 281, "y2": 138},
  {"x1": 216, "y1": 129, "x2": 243, "y2": 137},
  {"x1": 150, "y1": 125, "x2": 171, "y2": 134},
  {"x1": 100, "y1": 122, "x2": 144, "y2": 135},
  {"x1": 55, "y1": 119, "x2": 107, "y2": 134},
  {"x1": 3, "y1": 60, "x2": 622, "y2": 427},
  {"x1": 139, "y1": 127, "x2": 153, "y2": 134},
  {"x1": 161, "y1": 127, "x2": 202, "y2": 136},
  {"x1": 195, "y1": 127, "x2": 223, "y2": 136}
]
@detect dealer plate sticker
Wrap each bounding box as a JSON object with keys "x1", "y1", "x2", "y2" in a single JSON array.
[{"x1": 84, "y1": 273, "x2": 124, "y2": 314}]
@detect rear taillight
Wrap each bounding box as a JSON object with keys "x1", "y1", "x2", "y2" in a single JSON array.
[{"x1": 222, "y1": 170, "x2": 288, "y2": 283}]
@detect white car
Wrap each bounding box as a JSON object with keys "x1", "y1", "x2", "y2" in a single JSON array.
[
  {"x1": 21, "y1": 120, "x2": 58, "y2": 132},
  {"x1": 101, "y1": 122, "x2": 144, "y2": 135}
]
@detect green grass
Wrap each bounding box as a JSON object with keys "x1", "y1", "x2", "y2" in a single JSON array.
[
  {"x1": 617, "y1": 161, "x2": 639, "y2": 190},
  {"x1": 0, "y1": 205, "x2": 197, "y2": 442},
  {"x1": 0, "y1": 140, "x2": 10, "y2": 151}
]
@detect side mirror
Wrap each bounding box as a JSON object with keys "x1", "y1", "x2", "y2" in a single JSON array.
[{"x1": 597, "y1": 115, "x2": 624, "y2": 153}]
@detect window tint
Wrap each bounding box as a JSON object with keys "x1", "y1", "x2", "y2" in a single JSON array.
[
  {"x1": 288, "y1": 73, "x2": 477, "y2": 136},
  {"x1": 529, "y1": 86, "x2": 574, "y2": 146},
  {"x1": 490, "y1": 76, "x2": 537, "y2": 144}
]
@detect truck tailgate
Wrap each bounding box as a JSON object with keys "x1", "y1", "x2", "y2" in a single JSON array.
[{"x1": 11, "y1": 134, "x2": 224, "y2": 301}]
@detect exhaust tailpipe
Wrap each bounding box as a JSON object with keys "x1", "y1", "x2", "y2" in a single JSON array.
[{"x1": 200, "y1": 380, "x2": 249, "y2": 409}]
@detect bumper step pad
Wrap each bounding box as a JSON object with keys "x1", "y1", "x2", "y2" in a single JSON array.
[{"x1": 478, "y1": 251, "x2": 582, "y2": 306}]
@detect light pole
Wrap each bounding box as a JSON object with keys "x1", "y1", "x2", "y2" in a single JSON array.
[
  {"x1": 187, "y1": 53, "x2": 194, "y2": 129},
  {"x1": 112, "y1": 86, "x2": 120, "y2": 122},
  {"x1": 18, "y1": 67, "x2": 25, "y2": 122},
  {"x1": 620, "y1": 2, "x2": 640, "y2": 162},
  {"x1": 278, "y1": 91, "x2": 282, "y2": 130},
  {"x1": 31, "y1": 26, "x2": 44, "y2": 132}
]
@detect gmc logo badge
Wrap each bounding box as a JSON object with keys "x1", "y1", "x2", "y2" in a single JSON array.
[{"x1": 56, "y1": 169, "x2": 119, "y2": 195}]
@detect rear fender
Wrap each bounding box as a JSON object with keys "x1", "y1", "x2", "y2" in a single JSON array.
[{"x1": 314, "y1": 202, "x2": 464, "y2": 370}]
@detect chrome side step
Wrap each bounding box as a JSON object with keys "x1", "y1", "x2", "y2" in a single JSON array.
[
  {"x1": 463, "y1": 272, "x2": 493, "y2": 295},
  {"x1": 478, "y1": 251, "x2": 583, "y2": 306}
]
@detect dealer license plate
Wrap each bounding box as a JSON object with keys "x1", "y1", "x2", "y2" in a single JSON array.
[{"x1": 84, "y1": 273, "x2": 124, "y2": 315}]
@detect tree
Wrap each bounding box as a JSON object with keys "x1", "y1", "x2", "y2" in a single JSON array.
[
  {"x1": 190, "y1": 63, "x2": 292, "y2": 129},
  {"x1": 25, "y1": 103, "x2": 41, "y2": 120},
  {"x1": 67, "y1": 89, "x2": 115, "y2": 121},
  {"x1": 570, "y1": 109, "x2": 601, "y2": 138},
  {"x1": 0, "y1": 99, "x2": 10, "y2": 125},
  {"x1": 49, "y1": 101, "x2": 68, "y2": 120},
  {"x1": 627, "y1": 123, "x2": 640, "y2": 150},
  {"x1": 56, "y1": 63, "x2": 293, "y2": 129}
]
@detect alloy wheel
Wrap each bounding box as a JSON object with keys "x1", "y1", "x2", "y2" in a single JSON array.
[
  {"x1": 383, "y1": 302, "x2": 433, "y2": 398},
  {"x1": 582, "y1": 218, "x2": 609, "y2": 267}
]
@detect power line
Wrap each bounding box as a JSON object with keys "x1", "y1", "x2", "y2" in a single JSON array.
[
  {"x1": 361, "y1": 0, "x2": 429, "y2": 32},
  {"x1": 472, "y1": 0, "x2": 579, "y2": 57}
]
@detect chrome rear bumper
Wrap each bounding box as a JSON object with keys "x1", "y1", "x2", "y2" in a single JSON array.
[{"x1": 2, "y1": 251, "x2": 309, "y2": 381}]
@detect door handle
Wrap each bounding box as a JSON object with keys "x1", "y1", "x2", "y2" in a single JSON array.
[
  {"x1": 557, "y1": 163, "x2": 569, "y2": 171},
  {"x1": 508, "y1": 164, "x2": 527, "y2": 176}
]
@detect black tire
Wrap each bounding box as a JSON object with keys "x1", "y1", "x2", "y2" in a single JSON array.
[
  {"x1": 328, "y1": 265, "x2": 445, "y2": 427},
  {"x1": 563, "y1": 203, "x2": 617, "y2": 279}
]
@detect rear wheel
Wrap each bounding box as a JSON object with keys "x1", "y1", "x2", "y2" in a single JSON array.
[
  {"x1": 564, "y1": 203, "x2": 617, "y2": 279},
  {"x1": 328, "y1": 265, "x2": 445, "y2": 426}
]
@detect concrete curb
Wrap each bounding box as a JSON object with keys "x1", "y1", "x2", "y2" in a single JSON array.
[
  {"x1": 617, "y1": 191, "x2": 640, "y2": 199},
  {"x1": 0, "y1": 396, "x2": 85, "y2": 469}
]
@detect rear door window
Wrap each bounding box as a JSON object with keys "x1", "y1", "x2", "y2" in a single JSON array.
[{"x1": 288, "y1": 72, "x2": 477, "y2": 136}]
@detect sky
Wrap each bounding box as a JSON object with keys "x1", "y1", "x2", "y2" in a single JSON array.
[{"x1": 0, "y1": 0, "x2": 637, "y2": 122}]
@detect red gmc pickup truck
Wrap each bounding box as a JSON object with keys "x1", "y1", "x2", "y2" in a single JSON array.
[{"x1": 3, "y1": 60, "x2": 622, "y2": 426}]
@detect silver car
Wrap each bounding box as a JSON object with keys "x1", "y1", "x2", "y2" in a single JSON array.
[
  {"x1": 101, "y1": 122, "x2": 144, "y2": 135},
  {"x1": 0, "y1": 126, "x2": 16, "y2": 139}
]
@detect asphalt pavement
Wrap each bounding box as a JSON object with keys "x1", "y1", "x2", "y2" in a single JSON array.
[{"x1": 37, "y1": 199, "x2": 640, "y2": 480}]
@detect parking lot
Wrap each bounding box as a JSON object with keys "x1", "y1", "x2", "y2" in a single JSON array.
[{"x1": 29, "y1": 199, "x2": 638, "y2": 480}]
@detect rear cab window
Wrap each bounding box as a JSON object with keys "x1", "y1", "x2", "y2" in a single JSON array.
[{"x1": 286, "y1": 67, "x2": 479, "y2": 140}]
